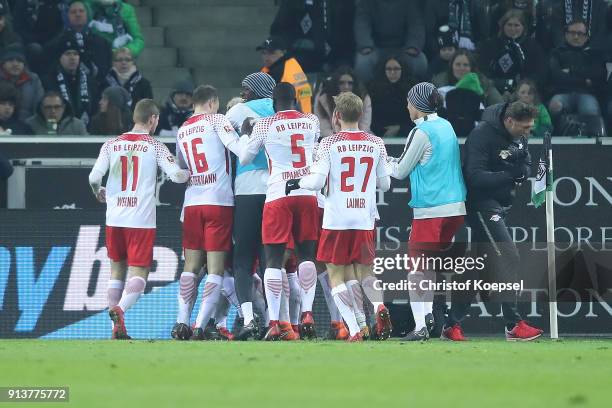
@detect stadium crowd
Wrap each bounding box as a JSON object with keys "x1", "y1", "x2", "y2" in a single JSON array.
[{"x1": 0, "y1": 0, "x2": 611, "y2": 137}]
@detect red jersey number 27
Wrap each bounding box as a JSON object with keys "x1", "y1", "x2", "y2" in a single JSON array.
[{"x1": 340, "y1": 156, "x2": 373, "y2": 192}]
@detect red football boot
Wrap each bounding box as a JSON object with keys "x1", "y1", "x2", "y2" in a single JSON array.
[
  {"x1": 264, "y1": 320, "x2": 281, "y2": 341},
  {"x1": 280, "y1": 321, "x2": 299, "y2": 340},
  {"x1": 300, "y1": 312, "x2": 316, "y2": 339},
  {"x1": 347, "y1": 332, "x2": 363, "y2": 342},
  {"x1": 217, "y1": 326, "x2": 235, "y2": 341},
  {"x1": 374, "y1": 305, "x2": 393, "y2": 340},
  {"x1": 441, "y1": 324, "x2": 467, "y2": 341},
  {"x1": 333, "y1": 321, "x2": 349, "y2": 340},
  {"x1": 505, "y1": 320, "x2": 543, "y2": 341},
  {"x1": 109, "y1": 306, "x2": 130, "y2": 340}
]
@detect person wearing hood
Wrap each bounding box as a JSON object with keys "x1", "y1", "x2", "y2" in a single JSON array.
[
  {"x1": 102, "y1": 47, "x2": 152, "y2": 110},
  {"x1": 0, "y1": 46, "x2": 44, "y2": 121},
  {"x1": 45, "y1": 0, "x2": 113, "y2": 82},
  {"x1": 547, "y1": 18, "x2": 606, "y2": 125},
  {"x1": 224, "y1": 72, "x2": 276, "y2": 340},
  {"x1": 368, "y1": 56, "x2": 416, "y2": 137},
  {"x1": 444, "y1": 101, "x2": 543, "y2": 342},
  {"x1": 86, "y1": 0, "x2": 145, "y2": 57},
  {"x1": 88, "y1": 85, "x2": 132, "y2": 135},
  {"x1": 26, "y1": 90, "x2": 88, "y2": 135},
  {"x1": 43, "y1": 35, "x2": 99, "y2": 125},
  {"x1": 156, "y1": 78, "x2": 194, "y2": 136},
  {"x1": 0, "y1": 81, "x2": 33, "y2": 135},
  {"x1": 477, "y1": 9, "x2": 546, "y2": 97}
]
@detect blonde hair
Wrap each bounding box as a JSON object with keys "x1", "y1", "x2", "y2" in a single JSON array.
[
  {"x1": 334, "y1": 92, "x2": 363, "y2": 123},
  {"x1": 133, "y1": 99, "x2": 159, "y2": 124},
  {"x1": 112, "y1": 47, "x2": 133, "y2": 61}
]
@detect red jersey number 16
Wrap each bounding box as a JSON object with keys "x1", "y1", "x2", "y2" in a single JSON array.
[{"x1": 182, "y1": 138, "x2": 209, "y2": 173}]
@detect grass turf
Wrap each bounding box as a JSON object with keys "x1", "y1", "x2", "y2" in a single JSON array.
[{"x1": 1, "y1": 339, "x2": 611, "y2": 408}]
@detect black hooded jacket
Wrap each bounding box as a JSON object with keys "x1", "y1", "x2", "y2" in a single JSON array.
[{"x1": 463, "y1": 103, "x2": 531, "y2": 211}]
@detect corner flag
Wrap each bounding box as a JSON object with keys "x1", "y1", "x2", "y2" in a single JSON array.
[{"x1": 531, "y1": 132, "x2": 552, "y2": 207}]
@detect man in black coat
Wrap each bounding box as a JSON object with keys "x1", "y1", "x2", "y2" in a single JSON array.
[{"x1": 442, "y1": 101, "x2": 544, "y2": 341}]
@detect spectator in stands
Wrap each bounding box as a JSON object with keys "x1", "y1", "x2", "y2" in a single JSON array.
[
  {"x1": 433, "y1": 48, "x2": 503, "y2": 106},
  {"x1": 269, "y1": 0, "x2": 355, "y2": 73},
  {"x1": 0, "y1": 46, "x2": 44, "y2": 120},
  {"x1": 548, "y1": 18, "x2": 606, "y2": 124},
  {"x1": 46, "y1": 1, "x2": 113, "y2": 82},
  {"x1": 12, "y1": 0, "x2": 65, "y2": 74},
  {"x1": 424, "y1": 0, "x2": 491, "y2": 56},
  {"x1": 478, "y1": 9, "x2": 547, "y2": 98},
  {"x1": 26, "y1": 90, "x2": 88, "y2": 135},
  {"x1": 428, "y1": 25, "x2": 459, "y2": 79},
  {"x1": 257, "y1": 36, "x2": 313, "y2": 113},
  {"x1": 368, "y1": 56, "x2": 416, "y2": 137},
  {"x1": 88, "y1": 85, "x2": 131, "y2": 135},
  {"x1": 156, "y1": 78, "x2": 194, "y2": 136},
  {"x1": 43, "y1": 36, "x2": 98, "y2": 125},
  {"x1": 314, "y1": 66, "x2": 371, "y2": 137},
  {"x1": 490, "y1": 0, "x2": 537, "y2": 38},
  {"x1": 537, "y1": 0, "x2": 608, "y2": 50},
  {"x1": 512, "y1": 79, "x2": 552, "y2": 137},
  {"x1": 354, "y1": 0, "x2": 428, "y2": 82},
  {"x1": 0, "y1": 81, "x2": 34, "y2": 135},
  {"x1": 87, "y1": 0, "x2": 145, "y2": 57},
  {"x1": 0, "y1": 3, "x2": 22, "y2": 52},
  {"x1": 102, "y1": 47, "x2": 152, "y2": 110}
]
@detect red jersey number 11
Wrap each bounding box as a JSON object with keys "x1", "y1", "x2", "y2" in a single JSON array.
[{"x1": 120, "y1": 155, "x2": 139, "y2": 191}]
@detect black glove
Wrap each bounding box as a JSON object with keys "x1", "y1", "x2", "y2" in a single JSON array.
[
  {"x1": 502, "y1": 162, "x2": 526, "y2": 183},
  {"x1": 285, "y1": 179, "x2": 300, "y2": 195}
]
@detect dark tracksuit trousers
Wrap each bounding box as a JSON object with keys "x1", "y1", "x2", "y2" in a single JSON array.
[{"x1": 446, "y1": 208, "x2": 522, "y2": 328}]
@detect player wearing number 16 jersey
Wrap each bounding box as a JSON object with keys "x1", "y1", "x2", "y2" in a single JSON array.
[
  {"x1": 172, "y1": 85, "x2": 250, "y2": 341},
  {"x1": 88, "y1": 99, "x2": 190, "y2": 340},
  {"x1": 240, "y1": 82, "x2": 320, "y2": 340},
  {"x1": 286, "y1": 92, "x2": 393, "y2": 341}
]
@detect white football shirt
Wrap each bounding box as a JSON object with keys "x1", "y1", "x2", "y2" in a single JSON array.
[
  {"x1": 312, "y1": 131, "x2": 390, "y2": 230},
  {"x1": 91, "y1": 133, "x2": 182, "y2": 228},
  {"x1": 245, "y1": 110, "x2": 320, "y2": 202}
]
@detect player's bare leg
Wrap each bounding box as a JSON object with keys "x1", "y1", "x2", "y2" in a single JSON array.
[
  {"x1": 295, "y1": 240, "x2": 318, "y2": 339},
  {"x1": 345, "y1": 265, "x2": 368, "y2": 338},
  {"x1": 327, "y1": 264, "x2": 361, "y2": 342},
  {"x1": 262, "y1": 243, "x2": 286, "y2": 340},
  {"x1": 356, "y1": 264, "x2": 392, "y2": 340},
  {"x1": 109, "y1": 265, "x2": 149, "y2": 340}
]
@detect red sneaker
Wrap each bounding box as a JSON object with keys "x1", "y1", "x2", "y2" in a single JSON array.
[
  {"x1": 375, "y1": 305, "x2": 393, "y2": 340},
  {"x1": 280, "y1": 321, "x2": 299, "y2": 341},
  {"x1": 506, "y1": 320, "x2": 543, "y2": 341},
  {"x1": 441, "y1": 324, "x2": 467, "y2": 341},
  {"x1": 300, "y1": 312, "x2": 316, "y2": 339},
  {"x1": 217, "y1": 326, "x2": 235, "y2": 341},
  {"x1": 347, "y1": 332, "x2": 363, "y2": 342},
  {"x1": 109, "y1": 306, "x2": 130, "y2": 340},
  {"x1": 264, "y1": 320, "x2": 281, "y2": 341}
]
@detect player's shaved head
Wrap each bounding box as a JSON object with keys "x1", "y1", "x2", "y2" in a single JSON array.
[
  {"x1": 273, "y1": 82, "x2": 296, "y2": 103},
  {"x1": 133, "y1": 99, "x2": 159, "y2": 124},
  {"x1": 334, "y1": 92, "x2": 363, "y2": 123},
  {"x1": 192, "y1": 85, "x2": 218, "y2": 105}
]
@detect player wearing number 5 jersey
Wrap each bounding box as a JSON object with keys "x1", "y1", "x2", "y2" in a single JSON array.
[
  {"x1": 172, "y1": 85, "x2": 249, "y2": 341},
  {"x1": 88, "y1": 99, "x2": 190, "y2": 340},
  {"x1": 240, "y1": 83, "x2": 320, "y2": 340},
  {"x1": 287, "y1": 92, "x2": 393, "y2": 342}
]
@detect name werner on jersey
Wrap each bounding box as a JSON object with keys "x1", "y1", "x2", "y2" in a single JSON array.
[{"x1": 117, "y1": 196, "x2": 138, "y2": 207}]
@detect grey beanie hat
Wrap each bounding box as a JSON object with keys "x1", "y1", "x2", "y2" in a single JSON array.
[
  {"x1": 242, "y1": 72, "x2": 276, "y2": 99},
  {"x1": 407, "y1": 82, "x2": 438, "y2": 114}
]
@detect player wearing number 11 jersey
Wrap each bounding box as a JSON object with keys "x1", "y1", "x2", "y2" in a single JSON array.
[
  {"x1": 241, "y1": 82, "x2": 320, "y2": 340},
  {"x1": 89, "y1": 99, "x2": 190, "y2": 340},
  {"x1": 286, "y1": 92, "x2": 393, "y2": 341}
]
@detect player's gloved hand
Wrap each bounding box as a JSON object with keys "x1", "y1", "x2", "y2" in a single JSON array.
[
  {"x1": 285, "y1": 179, "x2": 300, "y2": 195},
  {"x1": 95, "y1": 187, "x2": 106, "y2": 203}
]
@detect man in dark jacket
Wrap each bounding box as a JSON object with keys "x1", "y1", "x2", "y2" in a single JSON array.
[
  {"x1": 156, "y1": 78, "x2": 194, "y2": 136},
  {"x1": 548, "y1": 18, "x2": 606, "y2": 124},
  {"x1": 43, "y1": 35, "x2": 98, "y2": 125},
  {"x1": 354, "y1": 0, "x2": 428, "y2": 82},
  {"x1": 442, "y1": 101, "x2": 544, "y2": 342},
  {"x1": 26, "y1": 90, "x2": 88, "y2": 135}
]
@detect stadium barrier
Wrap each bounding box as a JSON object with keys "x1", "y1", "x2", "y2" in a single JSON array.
[{"x1": 1, "y1": 137, "x2": 611, "y2": 338}]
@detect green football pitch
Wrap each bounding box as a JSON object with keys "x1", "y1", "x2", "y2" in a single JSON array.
[{"x1": 1, "y1": 339, "x2": 611, "y2": 408}]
